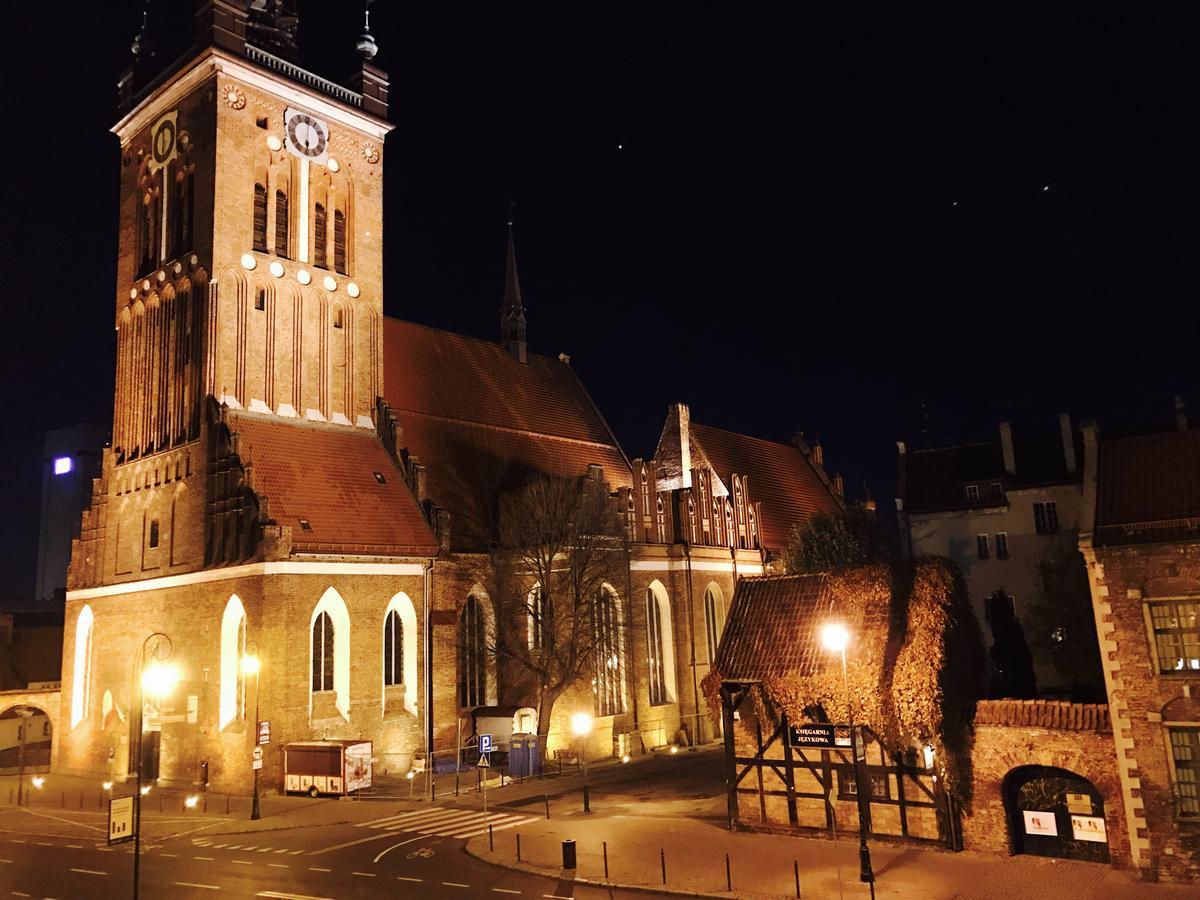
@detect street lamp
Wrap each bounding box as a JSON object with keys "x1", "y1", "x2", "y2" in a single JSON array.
[
  {"x1": 134, "y1": 633, "x2": 178, "y2": 900},
  {"x1": 242, "y1": 648, "x2": 262, "y2": 821},
  {"x1": 819, "y1": 622, "x2": 875, "y2": 892},
  {"x1": 571, "y1": 712, "x2": 594, "y2": 814}
]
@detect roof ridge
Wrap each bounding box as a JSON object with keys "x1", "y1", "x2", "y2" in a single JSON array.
[
  {"x1": 390, "y1": 408, "x2": 626, "y2": 451},
  {"x1": 384, "y1": 314, "x2": 567, "y2": 368},
  {"x1": 690, "y1": 420, "x2": 803, "y2": 453}
]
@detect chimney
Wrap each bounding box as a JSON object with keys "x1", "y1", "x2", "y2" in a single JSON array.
[
  {"x1": 1176, "y1": 395, "x2": 1189, "y2": 431},
  {"x1": 999, "y1": 421, "x2": 1016, "y2": 475},
  {"x1": 812, "y1": 442, "x2": 824, "y2": 467},
  {"x1": 1059, "y1": 412, "x2": 1077, "y2": 474},
  {"x1": 833, "y1": 473, "x2": 844, "y2": 497}
]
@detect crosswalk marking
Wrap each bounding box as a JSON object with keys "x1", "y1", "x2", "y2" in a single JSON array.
[{"x1": 358, "y1": 806, "x2": 538, "y2": 838}]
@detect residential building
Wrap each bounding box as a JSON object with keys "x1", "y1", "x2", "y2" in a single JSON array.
[{"x1": 34, "y1": 425, "x2": 106, "y2": 608}]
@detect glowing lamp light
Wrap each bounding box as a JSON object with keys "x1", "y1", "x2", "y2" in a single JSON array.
[
  {"x1": 570, "y1": 712, "x2": 594, "y2": 738},
  {"x1": 405, "y1": 770, "x2": 415, "y2": 781},
  {"x1": 140, "y1": 785, "x2": 152, "y2": 796},
  {"x1": 621, "y1": 755, "x2": 631, "y2": 764},
  {"x1": 923, "y1": 746, "x2": 936, "y2": 769},
  {"x1": 185, "y1": 795, "x2": 199, "y2": 809},
  {"x1": 669, "y1": 746, "x2": 678, "y2": 755},
  {"x1": 102, "y1": 781, "x2": 113, "y2": 791},
  {"x1": 820, "y1": 623, "x2": 850, "y2": 654},
  {"x1": 53, "y1": 456, "x2": 73, "y2": 475},
  {"x1": 32, "y1": 776, "x2": 45, "y2": 789},
  {"x1": 241, "y1": 655, "x2": 261, "y2": 676},
  {"x1": 142, "y1": 661, "x2": 181, "y2": 698}
]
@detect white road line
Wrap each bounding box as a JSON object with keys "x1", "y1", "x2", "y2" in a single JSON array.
[
  {"x1": 398, "y1": 809, "x2": 479, "y2": 830},
  {"x1": 232, "y1": 859, "x2": 253, "y2": 865},
  {"x1": 213, "y1": 843, "x2": 227, "y2": 848},
  {"x1": 69, "y1": 869, "x2": 107, "y2": 876},
  {"x1": 352, "y1": 872, "x2": 376, "y2": 877},
  {"x1": 176, "y1": 883, "x2": 220, "y2": 891},
  {"x1": 160, "y1": 853, "x2": 179, "y2": 858},
  {"x1": 307, "y1": 867, "x2": 332, "y2": 872},
  {"x1": 256, "y1": 893, "x2": 334, "y2": 900},
  {"x1": 267, "y1": 863, "x2": 289, "y2": 868},
  {"x1": 544, "y1": 895, "x2": 573, "y2": 899},
  {"x1": 66, "y1": 844, "x2": 83, "y2": 849},
  {"x1": 195, "y1": 856, "x2": 215, "y2": 861},
  {"x1": 241, "y1": 845, "x2": 258, "y2": 851},
  {"x1": 440, "y1": 815, "x2": 532, "y2": 839},
  {"x1": 256, "y1": 847, "x2": 273, "y2": 853},
  {"x1": 360, "y1": 808, "x2": 443, "y2": 828},
  {"x1": 0, "y1": 859, "x2": 11, "y2": 863},
  {"x1": 289, "y1": 849, "x2": 304, "y2": 855},
  {"x1": 443, "y1": 884, "x2": 470, "y2": 889},
  {"x1": 397, "y1": 877, "x2": 423, "y2": 883},
  {"x1": 9, "y1": 840, "x2": 24, "y2": 844},
  {"x1": 13, "y1": 891, "x2": 31, "y2": 897},
  {"x1": 492, "y1": 890, "x2": 521, "y2": 895},
  {"x1": 95, "y1": 847, "x2": 115, "y2": 852},
  {"x1": 380, "y1": 807, "x2": 474, "y2": 828},
  {"x1": 273, "y1": 848, "x2": 289, "y2": 854},
  {"x1": 35, "y1": 843, "x2": 54, "y2": 847}
]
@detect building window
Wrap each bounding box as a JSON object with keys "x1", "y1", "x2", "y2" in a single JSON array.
[
  {"x1": 313, "y1": 202, "x2": 327, "y2": 268},
  {"x1": 333, "y1": 209, "x2": 347, "y2": 274},
  {"x1": 838, "y1": 768, "x2": 890, "y2": 801},
  {"x1": 1169, "y1": 727, "x2": 1200, "y2": 818},
  {"x1": 253, "y1": 183, "x2": 268, "y2": 252},
  {"x1": 275, "y1": 189, "x2": 289, "y2": 257},
  {"x1": 70, "y1": 605, "x2": 95, "y2": 728},
  {"x1": 527, "y1": 584, "x2": 546, "y2": 651},
  {"x1": 53, "y1": 456, "x2": 73, "y2": 475},
  {"x1": 995, "y1": 532, "x2": 1009, "y2": 560},
  {"x1": 1149, "y1": 600, "x2": 1200, "y2": 673},
  {"x1": 148, "y1": 519, "x2": 160, "y2": 549},
  {"x1": 704, "y1": 586, "x2": 723, "y2": 663},
  {"x1": 333, "y1": 307, "x2": 344, "y2": 329},
  {"x1": 965, "y1": 484, "x2": 980, "y2": 502},
  {"x1": 646, "y1": 585, "x2": 677, "y2": 706},
  {"x1": 1033, "y1": 501, "x2": 1059, "y2": 534},
  {"x1": 219, "y1": 595, "x2": 247, "y2": 730},
  {"x1": 989, "y1": 482, "x2": 1003, "y2": 500},
  {"x1": 312, "y1": 611, "x2": 335, "y2": 692},
  {"x1": 976, "y1": 534, "x2": 989, "y2": 560},
  {"x1": 593, "y1": 587, "x2": 625, "y2": 717},
  {"x1": 460, "y1": 595, "x2": 487, "y2": 707},
  {"x1": 383, "y1": 609, "x2": 403, "y2": 687}
]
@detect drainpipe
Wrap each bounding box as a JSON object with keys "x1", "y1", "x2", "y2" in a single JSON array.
[
  {"x1": 423, "y1": 558, "x2": 434, "y2": 801},
  {"x1": 683, "y1": 541, "x2": 701, "y2": 746},
  {"x1": 623, "y1": 540, "x2": 640, "y2": 734}
]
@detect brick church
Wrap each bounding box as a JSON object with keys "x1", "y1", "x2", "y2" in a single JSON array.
[{"x1": 57, "y1": 3, "x2": 844, "y2": 793}]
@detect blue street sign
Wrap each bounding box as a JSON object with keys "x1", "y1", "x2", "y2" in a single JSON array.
[{"x1": 480, "y1": 733, "x2": 493, "y2": 754}]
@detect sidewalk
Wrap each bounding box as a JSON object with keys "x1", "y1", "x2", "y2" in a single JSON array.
[{"x1": 465, "y1": 800, "x2": 1197, "y2": 899}]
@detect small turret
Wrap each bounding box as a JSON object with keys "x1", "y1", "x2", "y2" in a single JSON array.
[{"x1": 500, "y1": 211, "x2": 527, "y2": 363}]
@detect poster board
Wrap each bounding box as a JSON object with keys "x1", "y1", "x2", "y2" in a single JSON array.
[
  {"x1": 1071, "y1": 815, "x2": 1107, "y2": 843},
  {"x1": 1022, "y1": 809, "x2": 1058, "y2": 837}
]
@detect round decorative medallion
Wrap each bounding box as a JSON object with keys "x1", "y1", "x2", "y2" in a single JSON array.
[
  {"x1": 241, "y1": 254, "x2": 257, "y2": 271},
  {"x1": 173, "y1": 262, "x2": 183, "y2": 275},
  {"x1": 157, "y1": 270, "x2": 167, "y2": 283},
  {"x1": 347, "y1": 282, "x2": 361, "y2": 298},
  {"x1": 269, "y1": 261, "x2": 285, "y2": 278},
  {"x1": 323, "y1": 275, "x2": 337, "y2": 292},
  {"x1": 327, "y1": 158, "x2": 340, "y2": 173},
  {"x1": 190, "y1": 254, "x2": 199, "y2": 268},
  {"x1": 267, "y1": 135, "x2": 283, "y2": 152},
  {"x1": 297, "y1": 269, "x2": 312, "y2": 285},
  {"x1": 129, "y1": 288, "x2": 138, "y2": 300},
  {"x1": 142, "y1": 279, "x2": 151, "y2": 292},
  {"x1": 362, "y1": 142, "x2": 380, "y2": 164},
  {"x1": 222, "y1": 84, "x2": 246, "y2": 110}
]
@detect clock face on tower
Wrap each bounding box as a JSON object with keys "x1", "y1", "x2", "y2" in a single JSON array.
[{"x1": 284, "y1": 108, "x2": 329, "y2": 164}]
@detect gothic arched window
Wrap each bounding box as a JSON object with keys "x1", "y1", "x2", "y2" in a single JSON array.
[
  {"x1": 459, "y1": 595, "x2": 487, "y2": 707},
  {"x1": 312, "y1": 610, "x2": 335, "y2": 692},
  {"x1": 527, "y1": 584, "x2": 546, "y2": 651},
  {"x1": 253, "y1": 183, "x2": 268, "y2": 252},
  {"x1": 70, "y1": 605, "x2": 95, "y2": 728},
  {"x1": 275, "y1": 189, "x2": 290, "y2": 258},
  {"x1": 333, "y1": 209, "x2": 347, "y2": 274},
  {"x1": 646, "y1": 583, "x2": 677, "y2": 706},
  {"x1": 703, "y1": 585, "x2": 724, "y2": 664},
  {"x1": 592, "y1": 587, "x2": 625, "y2": 717},
  {"x1": 383, "y1": 609, "x2": 403, "y2": 687},
  {"x1": 314, "y1": 202, "x2": 327, "y2": 268}
]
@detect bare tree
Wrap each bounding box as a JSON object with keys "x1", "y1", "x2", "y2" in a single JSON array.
[{"x1": 489, "y1": 471, "x2": 629, "y2": 745}]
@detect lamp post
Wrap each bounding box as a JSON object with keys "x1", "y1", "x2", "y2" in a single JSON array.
[
  {"x1": 820, "y1": 622, "x2": 875, "y2": 893},
  {"x1": 242, "y1": 649, "x2": 262, "y2": 821},
  {"x1": 15, "y1": 708, "x2": 31, "y2": 807},
  {"x1": 134, "y1": 633, "x2": 179, "y2": 900},
  {"x1": 570, "y1": 712, "x2": 594, "y2": 813}
]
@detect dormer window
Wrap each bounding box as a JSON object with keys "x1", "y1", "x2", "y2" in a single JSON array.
[
  {"x1": 965, "y1": 484, "x2": 980, "y2": 501},
  {"x1": 298, "y1": 518, "x2": 312, "y2": 531},
  {"x1": 373, "y1": 472, "x2": 386, "y2": 485}
]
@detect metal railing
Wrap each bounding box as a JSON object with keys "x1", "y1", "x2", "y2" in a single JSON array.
[{"x1": 245, "y1": 45, "x2": 362, "y2": 108}]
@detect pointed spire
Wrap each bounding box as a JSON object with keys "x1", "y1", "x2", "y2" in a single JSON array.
[
  {"x1": 130, "y1": 5, "x2": 153, "y2": 62},
  {"x1": 356, "y1": 0, "x2": 379, "y2": 61},
  {"x1": 500, "y1": 201, "x2": 527, "y2": 363}
]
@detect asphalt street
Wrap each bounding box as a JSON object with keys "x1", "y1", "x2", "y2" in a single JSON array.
[{"x1": 0, "y1": 802, "x2": 673, "y2": 899}]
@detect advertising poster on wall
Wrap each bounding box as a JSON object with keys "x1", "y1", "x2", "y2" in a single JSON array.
[
  {"x1": 1022, "y1": 809, "x2": 1058, "y2": 837},
  {"x1": 1071, "y1": 815, "x2": 1107, "y2": 843}
]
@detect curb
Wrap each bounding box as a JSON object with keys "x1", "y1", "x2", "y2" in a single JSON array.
[{"x1": 463, "y1": 839, "x2": 760, "y2": 900}]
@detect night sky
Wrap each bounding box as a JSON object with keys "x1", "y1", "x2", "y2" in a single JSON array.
[{"x1": 2, "y1": 2, "x2": 1198, "y2": 605}]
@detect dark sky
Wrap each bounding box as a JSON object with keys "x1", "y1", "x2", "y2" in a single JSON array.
[{"x1": 2, "y1": 2, "x2": 1198, "y2": 603}]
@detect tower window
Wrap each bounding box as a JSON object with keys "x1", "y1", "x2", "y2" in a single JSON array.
[
  {"x1": 333, "y1": 307, "x2": 344, "y2": 329},
  {"x1": 314, "y1": 203, "x2": 327, "y2": 269},
  {"x1": 149, "y1": 519, "x2": 160, "y2": 549},
  {"x1": 275, "y1": 189, "x2": 289, "y2": 258},
  {"x1": 255, "y1": 287, "x2": 266, "y2": 311},
  {"x1": 252, "y1": 183, "x2": 268, "y2": 253},
  {"x1": 256, "y1": 116, "x2": 268, "y2": 129},
  {"x1": 333, "y1": 209, "x2": 347, "y2": 274}
]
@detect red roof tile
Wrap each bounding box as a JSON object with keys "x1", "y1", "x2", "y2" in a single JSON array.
[
  {"x1": 688, "y1": 422, "x2": 841, "y2": 551},
  {"x1": 1097, "y1": 427, "x2": 1200, "y2": 533},
  {"x1": 382, "y1": 318, "x2": 631, "y2": 550},
  {"x1": 227, "y1": 413, "x2": 439, "y2": 557}
]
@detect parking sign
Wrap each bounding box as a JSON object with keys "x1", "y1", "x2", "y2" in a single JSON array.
[{"x1": 479, "y1": 733, "x2": 493, "y2": 754}]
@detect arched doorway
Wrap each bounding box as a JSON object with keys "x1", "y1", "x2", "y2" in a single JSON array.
[
  {"x1": 0, "y1": 705, "x2": 52, "y2": 774},
  {"x1": 1003, "y1": 765, "x2": 1110, "y2": 863}
]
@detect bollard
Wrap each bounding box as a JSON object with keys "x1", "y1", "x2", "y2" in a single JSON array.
[
  {"x1": 203, "y1": 794, "x2": 208, "y2": 814},
  {"x1": 660, "y1": 847, "x2": 667, "y2": 884},
  {"x1": 603, "y1": 841, "x2": 609, "y2": 879},
  {"x1": 562, "y1": 839, "x2": 577, "y2": 870},
  {"x1": 544, "y1": 794, "x2": 550, "y2": 819},
  {"x1": 516, "y1": 833, "x2": 521, "y2": 862},
  {"x1": 726, "y1": 853, "x2": 731, "y2": 891},
  {"x1": 582, "y1": 784, "x2": 590, "y2": 814},
  {"x1": 489, "y1": 824, "x2": 494, "y2": 852},
  {"x1": 225, "y1": 794, "x2": 231, "y2": 815},
  {"x1": 794, "y1": 859, "x2": 801, "y2": 898}
]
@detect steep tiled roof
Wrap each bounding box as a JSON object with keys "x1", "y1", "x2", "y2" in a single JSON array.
[
  {"x1": 974, "y1": 699, "x2": 1110, "y2": 732},
  {"x1": 227, "y1": 413, "x2": 439, "y2": 557},
  {"x1": 382, "y1": 318, "x2": 631, "y2": 550},
  {"x1": 1095, "y1": 427, "x2": 1200, "y2": 545},
  {"x1": 903, "y1": 433, "x2": 1079, "y2": 515},
  {"x1": 688, "y1": 423, "x2": 841, "y2": 551},
  {"x1": 714, "y1": 574, "x2": 836, "y2": 683}
]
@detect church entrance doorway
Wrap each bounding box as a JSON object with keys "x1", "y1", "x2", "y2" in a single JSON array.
[{"x1": 1003, "y1": 765, "x2": 1109, "y2": 863}]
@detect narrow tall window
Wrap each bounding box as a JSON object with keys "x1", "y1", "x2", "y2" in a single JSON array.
[
  {"x1": 313, "y1": 202, "x2": 327, "y2": 268},
  {"x1": 1169, "y1": 727, "x2": 1200, "y2": 817},
  {"x1": 253, "y1": 183, "x2": 268, "y2": 252},
  {"x1": 647, "y1": 588, "x2": 667, "y2": 706},
  {"x1": 333, "y1": 209, "x2": 347, "y2": 274},
  {"x1": 976, "y1": 534, "x2": 989, "y2": 560},
  {"x1": 528, "y1": 584, "x2": 546, "y2": 651},
  {"x1": 965, "y1": 484, "x2": 980, "y2": 502},
  {"x1": 593, "y1": 588, "x2": 625, "y2": 717},
  {"x1": 383, "y1": 609, "x2": 404, "y2": 686},
  {"x1": 995, "y1": 532, "x2": 1010, "y2": 560},
  {"x1": 1033, "y1": 501, "x2": 1060, "y2": 534},
  {"x1": 312, "y1": 611, "x2": 335, "y2": 692},
  {"x1": 182, "y1": 170, "x2": 195, "y2": 251},
  {"x1": 459, "y1": 595, "x2": 487, "y2": 707},
  {"x1": 275, "y1": 189, "x2": 289, "y2": 257},
  {"x1": 71, "y1": 605, "x2": 95, "y2": 727},
  {"x1": 704, "y1": 587, "x2": 722, "y2": 663},
  {"x1": 1149, "y1": 600, "x2": 1200, "y2": 673},
  {"x1": 148, "y1": 519, "x2": 160, "y2": 549}
]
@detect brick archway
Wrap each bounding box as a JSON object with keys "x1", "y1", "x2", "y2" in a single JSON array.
[{"x1": 0, "y1": 689, "x2": 62, "y2": 772}]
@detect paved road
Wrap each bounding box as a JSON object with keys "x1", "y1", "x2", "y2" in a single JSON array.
[{"x1": 0, "y1": 803, "x2": 673, "y2": 899}]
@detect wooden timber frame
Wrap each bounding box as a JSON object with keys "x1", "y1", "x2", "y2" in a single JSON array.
[{"x1": 719, "y1": 682, "x2": 960, "y2": 850}]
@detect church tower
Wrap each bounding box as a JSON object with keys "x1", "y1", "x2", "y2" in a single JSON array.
[{"x1": 500, "y1": 217, "x2": 527, "y2": 363}]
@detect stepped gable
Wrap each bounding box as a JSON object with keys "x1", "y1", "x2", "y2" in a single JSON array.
[
  {"x1": 382, "y1": 318, "x2": 631, "y2": 550},
  {"x1": 689, "y1": 422, "x2": 841, "y2": 551},
  {"x1": 227, "y1": 412, "x2": 438, "y2": 557}
]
